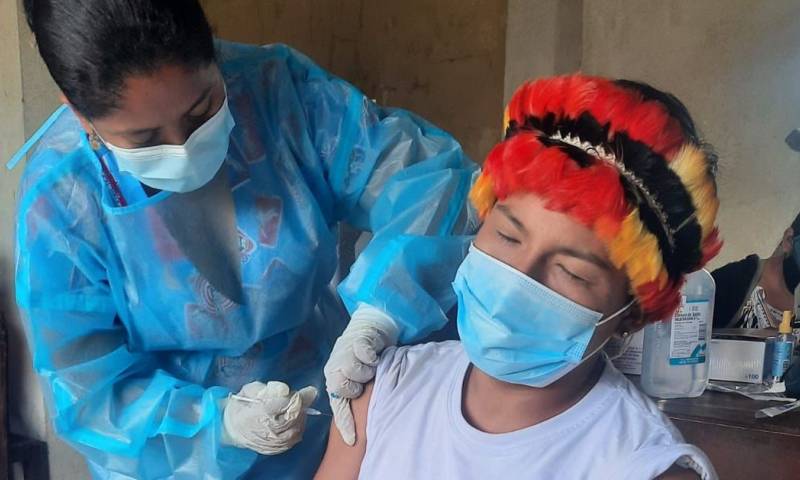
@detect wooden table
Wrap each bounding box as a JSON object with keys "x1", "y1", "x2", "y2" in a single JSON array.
[{"x1": 653, "y1": 387, "x2": 800, "y2": 479}]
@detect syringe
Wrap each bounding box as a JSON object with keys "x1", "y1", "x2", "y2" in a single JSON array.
[{"x1": 229, "y1": 394, "x2": 331, "y2": 416}]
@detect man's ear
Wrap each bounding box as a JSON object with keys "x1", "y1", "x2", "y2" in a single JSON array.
[
  {"x1": 616, "y1": 301, "x2": 646, "y2": 336},
  {"x1": 60, "y1": 93, "x2": 93, "y2": 134}
]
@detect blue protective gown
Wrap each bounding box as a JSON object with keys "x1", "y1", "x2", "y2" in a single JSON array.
[{"x1": 11, "y1": 41, "x2": 477, "y2": 479}]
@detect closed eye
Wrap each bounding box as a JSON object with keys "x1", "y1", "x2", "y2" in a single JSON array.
[
  {"x1": 128, "y1": 132, "x2": 159, "y2": 148},
  {"x1": 496, "y1": 230, "x2": 521, "y2": 245},
  {"x1": 558, "y1": 264, "x2": 589, "y2": 284},
  {"x1": 187, "y1": 100, "x2": 213, "y2": 123}
]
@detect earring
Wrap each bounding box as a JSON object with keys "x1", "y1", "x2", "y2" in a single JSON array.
[{"x1": 88, "y1": 131, "x2": 102, "y2": 150}]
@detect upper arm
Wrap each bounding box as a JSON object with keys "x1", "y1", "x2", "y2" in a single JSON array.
[
  {"x1": 315, "y1": 382, "x2": 374, "y2": 480},
  {"x1": 656, "y1": 465, "x2": 701, "y2": 480},
  {"x1": 610, "y1": 442, "x2": 714, "y2": 480}
]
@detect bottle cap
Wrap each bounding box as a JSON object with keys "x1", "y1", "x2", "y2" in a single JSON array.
[{"x1": 780, "y1": 311, "x2": 794, "y2": 334}]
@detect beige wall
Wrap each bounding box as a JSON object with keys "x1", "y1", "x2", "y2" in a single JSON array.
[
  {"x1": 200, "y1": 0, "x2": 508, "y2": 161},
  {"x1": 505, "y1": 0, "x2": 583, "y2": 104},
  {"x1": 507, "y1": 0, "x2": 800, "y2": 266}
]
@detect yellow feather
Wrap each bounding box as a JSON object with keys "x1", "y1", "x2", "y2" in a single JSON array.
[
  {"x1": 608, "y1": 211, "x2": 668, "y2": 290},
  {"x1": 469, "y1": 173, "x2": 496, "y2": 219},
  {"x1": 668, "y1": 145, "x2": 719, "y2": 242}
]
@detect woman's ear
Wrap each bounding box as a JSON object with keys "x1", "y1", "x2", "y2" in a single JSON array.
[{"x1": 60, "y1": 93, "x2": 93, "y2": 135}]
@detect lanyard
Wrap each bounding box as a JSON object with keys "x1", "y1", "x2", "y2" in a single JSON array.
[{"x1": 94, "y1": 145, "x2": 128, "y2": 207}]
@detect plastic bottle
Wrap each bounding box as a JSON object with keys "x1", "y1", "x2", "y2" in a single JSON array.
[
  {"x1": 641, "y1": 269, "x2": 715, "y2": 399},
  {"x1": 765, "y1": 311, "x2": 796, "y2": 385}
]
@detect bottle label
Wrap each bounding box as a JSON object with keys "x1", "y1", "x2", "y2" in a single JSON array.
[
  {"x1": 771, "y1": 341, "x2": 794, "y2": 378},
  {"x1": 669, "y1": 299, "x2": 709, "y2": 365}
]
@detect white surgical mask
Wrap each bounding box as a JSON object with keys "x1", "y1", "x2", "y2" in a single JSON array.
[{"x1": 98, "y1": 96, "x2": 235, "y2": 193}]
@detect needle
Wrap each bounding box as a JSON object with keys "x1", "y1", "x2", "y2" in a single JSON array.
[{"x1": 230, "y1": 394, "x2": 331, "y2": 416}]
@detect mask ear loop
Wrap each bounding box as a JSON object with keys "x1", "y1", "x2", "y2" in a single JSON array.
[
  {"x1": 606, "y1": 301, "x2": 645, "y2": 362},
  {"x1": 606, "y1": 330, "x2": 634, "y2": 362},
  {"x1": 582, "y1": 299, "x2": 636, "y2": 362},
  {"x1": 596, "y1": 299, "x2": 636, "y2": 327}
]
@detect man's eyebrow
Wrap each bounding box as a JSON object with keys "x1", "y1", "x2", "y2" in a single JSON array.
[
  {"x1": 556, "y1": 247, "x2": 614, "y2": 271},
  {"x1": 496, "y1": 204, "x2": 528, "y2": 233}
]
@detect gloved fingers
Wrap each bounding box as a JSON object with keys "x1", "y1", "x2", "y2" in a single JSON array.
[
  {"x1": 268, "y1": 428, "x2": 305, "y2": 455},
  {"x1": 297, "y1": 386, "x2": 319, "y2": 409},
  {"x1": 222, "y1": 399, "x2": 271, "y2": 450},
  {"x1": 238, "y1": 380, "x2": 269, "y2": 398},
  {"x1": 260, "y1": 381, "x2": 293, "y2": 414},
  {"x1": 277, "y1": 390, "x2": 306, "y2": 423},
  {"x1": 263, "y1": 381, "x2": 291, "y2": 398},
  {"x1": 351, "y1": 334, "x2": 383, "y2": 366},
  {"x1": 340, "y1": 358, "x2": 377, "y2": 384},
  {"x1": 261, "y1": 403, "x2": 301, "y2": 433},
  {"x1": 221, "y1": 409, "x2": 251, "y2": 447},
  {"x1": 222, "y1": 382, "x2": 312, "y2": 455},
  {"x1": 326, "y1": 370, "x2": 365, "y2": 399},
  {"x1": 263, "y1": 386, "x2": 317, "y2": 429},
  {"x1": 247, "y1": 426, "x2": 301, "y2": 455},
  {"x1": 330, "y1": 394, "x2": 356, "y2": 446}
]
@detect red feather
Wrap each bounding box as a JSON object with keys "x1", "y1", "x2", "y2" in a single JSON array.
[
  {"x1": 485, "y1": 133, "x2": 629, "y2": 232},
  {"x1": 507, "y1": 75, "x2": 686, "y2": 159}
]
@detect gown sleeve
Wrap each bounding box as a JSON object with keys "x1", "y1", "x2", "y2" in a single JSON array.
[{"x1": 281, "y1": 45, "x2": 479, "y2": 342}]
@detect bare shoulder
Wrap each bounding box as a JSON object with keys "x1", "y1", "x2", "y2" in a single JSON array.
[
  {"x1": 656, "y1": 465, "x2": 701, "y2": 480},
  {"x1": 314, "y1": 383, "x2": 374, "y2": 480}
]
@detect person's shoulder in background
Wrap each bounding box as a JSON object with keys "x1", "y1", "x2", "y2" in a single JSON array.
[{"x1": 710, "y1": 254, "x2": 760, "y2": 327}]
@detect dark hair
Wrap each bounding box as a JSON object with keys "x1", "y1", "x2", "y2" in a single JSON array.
[
  {"x1": 614, "y1": 79, "x2": 719, "y2": 179},
  {"x1": 24, "y1": 0, "x2": 215, "y2": 119},
  {"x1": 791, "y1": 210, "x2": 800, "y2": 233}
]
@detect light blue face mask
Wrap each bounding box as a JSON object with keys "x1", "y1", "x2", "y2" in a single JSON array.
[
  {"x1": 98, "y1": 95, "x2": 235, "y2": 193},
  {"x1": 453, "y1": 245, "x2": 633, "y2": 388}
]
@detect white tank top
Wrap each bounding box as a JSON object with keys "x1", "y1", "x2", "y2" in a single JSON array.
[{"x1": 359, "y1": 341, "x2": 717, "y2": 480}]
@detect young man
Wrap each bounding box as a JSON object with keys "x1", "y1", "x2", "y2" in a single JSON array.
[{"x1": 316, "y1": 75, "x2": 721, "y2": 479}]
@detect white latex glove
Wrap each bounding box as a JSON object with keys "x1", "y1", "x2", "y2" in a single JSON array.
[
  {"x1": 222, "y1": 381, "x2": 318, "y2": 455},
  {"x1": 324, "y1": 304, "x2": 399, "y2": 446}
]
